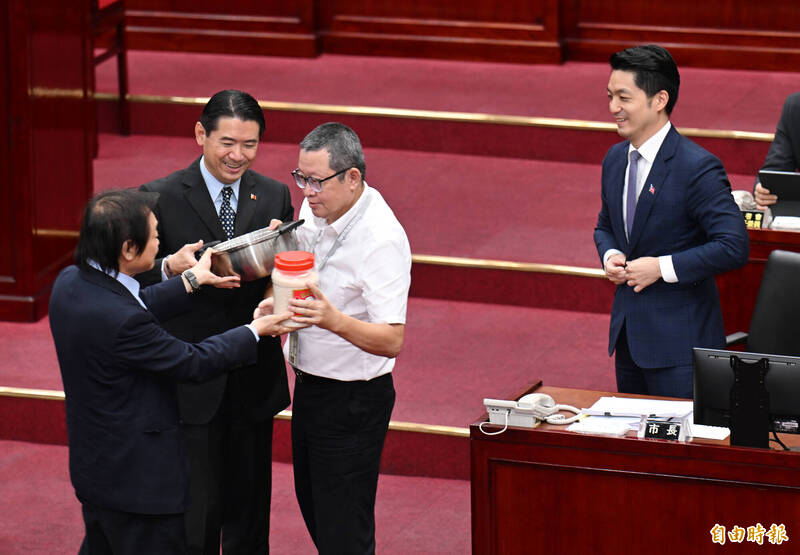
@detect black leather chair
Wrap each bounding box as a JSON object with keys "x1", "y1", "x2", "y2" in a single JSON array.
[{"x1": 726, "y1": 249, "x2": 800, "y2": 356}]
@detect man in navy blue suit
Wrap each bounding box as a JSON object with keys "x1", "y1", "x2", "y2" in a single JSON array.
[
  {"x1": 49, "y1": 190, "x2": 291, "y2": 554},
  {"x1": 594, "y1": 45, "x2": 749, "y2": 398}
]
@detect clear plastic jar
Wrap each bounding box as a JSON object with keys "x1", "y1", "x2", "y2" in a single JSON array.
[{"x1": 272, "y1": 251, "x2": 318, "y2": 328}]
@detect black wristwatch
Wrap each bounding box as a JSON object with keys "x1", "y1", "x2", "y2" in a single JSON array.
[{"x1": 182, "y1": 269, "x2": 201, "y2": 293}]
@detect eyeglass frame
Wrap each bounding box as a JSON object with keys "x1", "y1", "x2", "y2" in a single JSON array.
[{"x1": 291, "y1": 167, "x2": 350, "y2": 193}]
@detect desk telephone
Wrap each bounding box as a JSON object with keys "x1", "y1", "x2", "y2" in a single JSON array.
[{"x1": 480, "y1": 393, "x2": 581, "y2": 435}]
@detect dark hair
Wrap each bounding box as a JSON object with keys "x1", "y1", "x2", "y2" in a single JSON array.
[
  {"x1": 199, "y1": 89, "x2": 266, "y2": 137},
  {"x1": 75, "y1": 189, "x2": 158, "y2": 275},
  {"x1": 300, "y1": 122, "x2": 366, "y2": 181},
  {"x1": 610, "y1": 45, "x2": 680, "y2": 115}
]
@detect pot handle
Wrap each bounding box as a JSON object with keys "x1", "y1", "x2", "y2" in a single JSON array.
[
  {"x1": 194, "y1": 240, "x2": 222, "y2": 260},
  {"x1": 277, "y1": 219, "x2": 305, "y2": 235}
]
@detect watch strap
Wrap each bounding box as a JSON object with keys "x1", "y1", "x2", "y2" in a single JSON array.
[{"x1": 182, "y1": 269, "x2": 200, "y2": 292}]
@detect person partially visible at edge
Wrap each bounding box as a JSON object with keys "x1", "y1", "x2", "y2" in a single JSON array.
[{"x1": 754, "y1": 92, "x2": 800, "y2": 209}]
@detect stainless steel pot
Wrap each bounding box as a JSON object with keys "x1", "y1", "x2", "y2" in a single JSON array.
[{"x1": 206, "y1": 220, "x2": 304, "y2": 281}]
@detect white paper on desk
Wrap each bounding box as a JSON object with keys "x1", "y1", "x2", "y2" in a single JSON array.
[
  {"x1": 574, "y1": 414, "x2": 641, "y2": 432},
  {"x1": 770, "y1": 216, "x2": 800, "y2": 231},
  {"x1": 582, "y1": 398, "x2": 731, "y2": 440},
  {"x1": 690, "y1": 423, "x2": 730, "y2": 440},
  {"x1": 583, "y1": 397, "x2": 694, "y2": 431},
  {"x1": 567, "y1": 417, "x2": 630, "y2": 436},
  {"x1": 588, "y1": 396, "x2": 694, "y2": 417},
  {"x1": 569, "y1": 416, "x2": 731, "y2": 440}
]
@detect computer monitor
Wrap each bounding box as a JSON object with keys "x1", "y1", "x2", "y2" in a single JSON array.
[{"x1": 693, "y1": 347, "x2": 800, "y2": 448}]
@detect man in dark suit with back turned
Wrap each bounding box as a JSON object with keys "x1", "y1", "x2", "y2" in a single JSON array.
[
  {"x1": 137, "y1": 90, "x2": 293, "y2": 554},
  {"x1": 49, "y1": 189, "x2": 292, "y2": 554},
  {"x1": 754, "y1": 91, "x2": 800, "y2": 208},
  {"x1": 594, "y1": 45, "x2": 749, "y2": 398}
]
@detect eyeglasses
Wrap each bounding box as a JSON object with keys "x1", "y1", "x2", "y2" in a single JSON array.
[{"x1": 291, "y1": 168, "x2": 348, "y2": 193}]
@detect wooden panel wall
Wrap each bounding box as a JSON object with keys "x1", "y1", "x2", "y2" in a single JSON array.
[
  {"x1": 125, "y1": 1, "x2": 800, "y2": 71},
  {"x1": 0, "y1": 1, "x2": 94, "y2": 321},
  {"x1": 126, "y1": 0, "x2": 318, "y2": 56},
  {"x1": 562, "y1": 0, "x2": 800, "y2": 71},
  {"x1": 315, "y1": 0, "x2": 562, "y2": 63}
]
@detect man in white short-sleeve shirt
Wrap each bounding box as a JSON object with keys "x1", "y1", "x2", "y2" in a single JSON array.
[{"x1": 279, "y1": 122, "x2": 411, "y2": 554}]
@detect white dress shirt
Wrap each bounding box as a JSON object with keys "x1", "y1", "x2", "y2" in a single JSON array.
[
  {"x1": 199, "y1": 155, "x2": 242, "y2": 213},
  {"x1": 286, "y1": 183, "x2": 412, "y2": 381},
  {"x1": 89, "y1": 260, "x2": 147, "y2": 309},
  {"x1": 603, "y1": 120, "x2": 678, "y2": 283}
]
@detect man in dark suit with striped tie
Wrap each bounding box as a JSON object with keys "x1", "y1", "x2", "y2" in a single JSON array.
[
  {"x1": 594, "y1": 45, "x2": 749, "y2": 398},
  {"x1": 137, "y1": 90, "x2": 293, "y2": 554}
]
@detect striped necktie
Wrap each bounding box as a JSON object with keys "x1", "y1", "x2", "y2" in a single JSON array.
[{"x1": 626, "y1": 150, "x2": 641, "y2": 238}]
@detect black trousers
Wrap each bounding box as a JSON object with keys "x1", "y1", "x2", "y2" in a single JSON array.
[
  {"x1": 78, "y1": 501, "x2": 186, "y2": 555},
  {"x1": 183, "y1": 385, "x2": 274, "y2": 555},
  {"x1": 291, "y1": 371, "x2": 395, "y2": 555}
]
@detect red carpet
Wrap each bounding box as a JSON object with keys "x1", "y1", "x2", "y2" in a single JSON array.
[
  {"x1": 395, "y1": 298, "x2": 616, "y2": 424},
  {"x1": 97, "y1": 51, "x2": 798, "y2": 133},
  {"x1": 0, "y1": 318, "x2": 58, "y2": 391},
  {"x1": 95, "y1": 51, "x2": 784, "y2": 176},
  {"x1": 0, "y1": 297, "x2": 615, "y2": 429},
  {"x1": 0, "y1": 440, "x2": 470, "y2": 554},
  {"x1": 93, "y1": 134, "x2": 758, "y2": 269},
  {"x1": 94, "y1": 135, "x2": 609, "y2": 266}
]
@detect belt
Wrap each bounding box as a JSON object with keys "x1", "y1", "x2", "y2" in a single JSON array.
[
  {"x1": 292, "y1": 367, "x2": 340, "y2": 385},
  {"x1": 292, "y1": 367, "x2": 392, "y2": 386}
]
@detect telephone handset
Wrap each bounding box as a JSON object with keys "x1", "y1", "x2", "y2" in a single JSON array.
[
  {"x1": 517, "y1": 393, "x2": 582, "y2": 424},
  {"x1": 481, "y1": 393, "x2": 582, "y2": 435}
]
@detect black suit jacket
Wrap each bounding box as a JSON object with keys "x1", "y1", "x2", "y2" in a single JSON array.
[
  {"x1": 138, "y1": 159, "x2": 293, "y2": 424},
  {"x1": 761, "y1": 91, "x2": 800, "y2": 173},
  {"x1": 49, "y1": 266, "x2": 258, "y2": 514}
]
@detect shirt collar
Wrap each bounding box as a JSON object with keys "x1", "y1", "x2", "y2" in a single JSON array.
[
  {"x1": 199, "y1": 155, "x2": 241, "y2": 203},
  {"x1": 629, "y1": 120, "x2": 672, "y2": 164},
  {"x1": 316, "y1": 182, "x2": 371, "y2": 235},
  {"x1": 88, "y1": 259, "x2": 145, "y2": 308}
]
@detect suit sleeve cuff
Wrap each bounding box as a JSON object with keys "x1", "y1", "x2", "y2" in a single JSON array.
[
  {"x1": 160, "y1": 257, "x2": 170, "y2": 282},
  {"x1": 602, "y1": 249, "x2": 624, "y2": 269},
  {"x1": 245, "y1": 324, "x2": 260, "y2": 342},
  {"x1": 659, "y1": 255, "x2": 678, "y2": 283}
]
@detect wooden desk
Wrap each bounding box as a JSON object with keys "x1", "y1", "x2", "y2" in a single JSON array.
[{"x1": 471, "y1": 385, "x2": 800, "y2": 554}]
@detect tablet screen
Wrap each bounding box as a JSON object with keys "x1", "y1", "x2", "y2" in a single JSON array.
[
  {"x1": 758, "y1": 170, "x2": 800, "y2": 217},
  {"x1": 759, "y1": 170, "x2": 800, "y2": 202}
]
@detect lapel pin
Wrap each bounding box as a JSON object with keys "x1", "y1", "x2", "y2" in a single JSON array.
[
  {"x1": 649, "y1": 185, "x2": 655, "y2": 195},
  {"x1": 250, "y1": 193, "x2": 257, "y2": 200}
]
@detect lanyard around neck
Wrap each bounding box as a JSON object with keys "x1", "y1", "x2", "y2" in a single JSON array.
[{"x1": 310, "y1": 192, "x2": 372, "y2": 272}]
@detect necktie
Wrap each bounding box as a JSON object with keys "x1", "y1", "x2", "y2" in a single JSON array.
[
  {"x1": 220, "y1": 186, "x2": 235, "y2": 240},
  {"x1": 625, "y1": 150, "x2": 641, "y2": 238}
]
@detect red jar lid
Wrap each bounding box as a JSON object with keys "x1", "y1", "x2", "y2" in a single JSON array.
[{"x1": 274, "y1": 251, "x2": 315, "y2": 272}]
